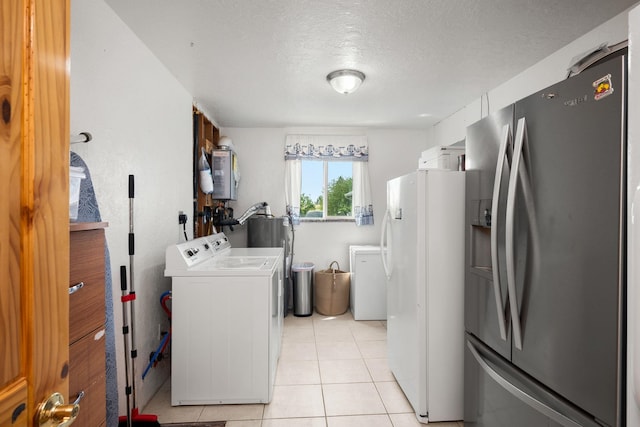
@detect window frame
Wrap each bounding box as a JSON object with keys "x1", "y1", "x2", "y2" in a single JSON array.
[
  {"x1": 300, "y1": 159, "x2": 354, "y2": 222},
  {"x1": 284, "y1": 134, "x2": 371, "y2": 226}
]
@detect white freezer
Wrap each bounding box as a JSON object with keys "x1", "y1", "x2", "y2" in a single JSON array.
[
  {"x1": 380, "y1": 169, "x2": 465, "y2": 423},
  {"x1": 349, "y1": 245, "x2": 386, "y2": 320}
]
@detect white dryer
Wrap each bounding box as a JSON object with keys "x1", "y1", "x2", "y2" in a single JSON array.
[
  {"x1": 165, "y1": 233, "x2": 283, "y2": 405},
  {"x1": 349, "y1": 245, "x2": 386, "y2": 320}
]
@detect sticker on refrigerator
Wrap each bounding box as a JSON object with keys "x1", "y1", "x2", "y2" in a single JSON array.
[{"x1": 593, "y1": 74, "x2": 613, "y2": 100}]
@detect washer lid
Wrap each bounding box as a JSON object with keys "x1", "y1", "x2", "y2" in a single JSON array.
[
  {"x1": 213, "y1": 256, "x2": 274, "y2": 270},
  {"x1": 165, "y1": 255, "x2": 279, "y2": 277}
]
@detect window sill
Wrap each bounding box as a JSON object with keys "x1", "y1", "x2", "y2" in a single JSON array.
[{"x1": 299, "y1": 218, "x2": 355, "y2": 223}]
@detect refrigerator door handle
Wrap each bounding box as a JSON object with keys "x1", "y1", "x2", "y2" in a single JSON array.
[
  {"x1": 380, "y1": 209, "x2": 393, "y2": 279},
  {"x1": 467, "y1": 340, "x2": 583, "y2": 427},
  {"x1": 490, "y1": 124, "x2": 511, "y2": 341},
  {"x1": 506, "y1": 117, "x2": 540, "y2": 351},
  {"x1": 506, "y1": 118, "x2": 526, "y2": 350}
]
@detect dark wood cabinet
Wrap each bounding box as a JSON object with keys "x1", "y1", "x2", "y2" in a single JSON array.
[
  {"x1": 69, "y1": 222, "x2": 108, "y2": 427},
  {"x1": 193, "y1": 109, "x2": 219, "y2": 237}
]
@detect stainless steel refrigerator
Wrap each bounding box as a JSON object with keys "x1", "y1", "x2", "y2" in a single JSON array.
[{"x1": 464, "y1": 52, "x2": 626, "y2": 426}]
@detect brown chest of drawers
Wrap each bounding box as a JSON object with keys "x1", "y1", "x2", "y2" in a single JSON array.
[{"x1": 69, "y1": 222, "x2": 108, "y2": 427}]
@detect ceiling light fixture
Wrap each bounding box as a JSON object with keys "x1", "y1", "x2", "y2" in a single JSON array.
[{"x1": 326, "y1": 69, "x2": 365, "y2": 95}]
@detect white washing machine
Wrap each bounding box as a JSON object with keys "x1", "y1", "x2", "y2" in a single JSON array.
[
  {"x1": 165, "y1": 232, "x2": 283, "y2": 405},
  {"x1": 349, "y1": 245, "x2": 387, "y2": 321}
]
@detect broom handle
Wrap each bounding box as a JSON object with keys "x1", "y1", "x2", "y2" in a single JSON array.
[{"x1": 120, "y1": 266, "x2": 132, "y2": 427}]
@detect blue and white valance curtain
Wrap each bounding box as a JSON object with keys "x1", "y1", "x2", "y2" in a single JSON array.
[{"x1": 284, "y1": 134, "x2": 374, "y2": 226}]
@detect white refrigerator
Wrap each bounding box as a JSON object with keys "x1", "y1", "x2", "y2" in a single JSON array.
[{"x1": 380, "y1": 169, "x2": 465, "y2": 423}]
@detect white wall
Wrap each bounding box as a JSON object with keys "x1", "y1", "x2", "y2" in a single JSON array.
[
  {"x1": 434, "y1": 11, "x2": 631, "y2": 145},
  {"x1": 220, "y1": 127, "x2": 430, "y2": 270},
  {"x1": 71, "y1": 0, "x2": 194, "y2": 414}
]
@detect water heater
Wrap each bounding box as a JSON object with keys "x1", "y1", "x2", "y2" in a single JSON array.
[{"x1": 212, "y1": 148, "x2": 238, "y2": 200}]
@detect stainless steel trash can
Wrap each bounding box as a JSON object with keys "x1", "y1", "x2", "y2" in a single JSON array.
[{"x1": 292, "y1": 263, "x2": 314, "y2": 317}]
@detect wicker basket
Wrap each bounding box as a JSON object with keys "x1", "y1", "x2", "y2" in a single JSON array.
[{"x1": 314, "y1": 261, "x2": 350, "y2": 316}]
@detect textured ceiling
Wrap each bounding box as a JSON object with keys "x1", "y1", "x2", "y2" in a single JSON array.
[{"x1": 104, "y1": 0, "x2": 636, "y2": 128}]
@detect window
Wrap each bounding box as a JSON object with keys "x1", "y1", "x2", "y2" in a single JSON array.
[
  {"x1": 301, "y1": 160, "x2": 353, "y2": 219},
  {"x1": 285, "y1": 134, "x2": 373, "y2": 226}
]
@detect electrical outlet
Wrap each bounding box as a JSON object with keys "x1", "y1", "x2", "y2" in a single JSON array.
[{"x1": 178, "y1": 211, "x2": 187, "y2": 225}]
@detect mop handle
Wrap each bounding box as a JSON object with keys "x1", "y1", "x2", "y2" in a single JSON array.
[
  {"x1": 129, "y1": 174, "x2": 135, "y2": 257},
  {"x1": 129, "y1": 174, "x2": 134, "y2": 198},
  {"x1": 127, "y1": 174, "x2": 138, "y2": 410},
  {"x1": 128, "y1": 174, "x2": 135, "y2": 294}
]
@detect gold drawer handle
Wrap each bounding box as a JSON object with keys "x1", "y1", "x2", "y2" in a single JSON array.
[{"x1": 68, "y1": 282, "x2": 85, "y2": 295}]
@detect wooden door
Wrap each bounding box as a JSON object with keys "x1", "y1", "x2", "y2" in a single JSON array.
[{"x1": 0, "y1": 0, "x2": 70, "y2": 426}]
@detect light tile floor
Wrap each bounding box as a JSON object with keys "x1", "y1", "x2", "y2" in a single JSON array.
[{"x1": 143, "y1": 311, "x2": 464, "y2": 427}]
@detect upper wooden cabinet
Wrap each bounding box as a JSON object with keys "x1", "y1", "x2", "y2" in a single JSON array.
[{"x1": 193, "y1": 110, "x2": 219, "y2": 237}]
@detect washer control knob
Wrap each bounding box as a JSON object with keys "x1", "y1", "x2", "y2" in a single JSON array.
[{"x1": 185, "y1": 247, "x2": 199, "y2": 258}]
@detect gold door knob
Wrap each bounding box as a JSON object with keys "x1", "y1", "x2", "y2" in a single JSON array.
[{"x1": 36, "y1": 392, "x2": 80, "y2": 427}]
